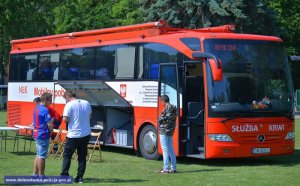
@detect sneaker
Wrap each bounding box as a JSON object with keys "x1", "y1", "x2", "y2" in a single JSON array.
[
  {"x1": 32, "y1": 174, "x2": 39, "y2": 178},
  {"x1": 169, "y1": 170, "x2": 177, "y2": 173},
  {"x1": 160, "y1": 169, "x2": 169, "y2": 174},
  {"x1": 39, "y1": 175, "x2": 47, "y2": 179},
  {"x1": 74, "y1": 176, "x2": 83, "y2": 183}
]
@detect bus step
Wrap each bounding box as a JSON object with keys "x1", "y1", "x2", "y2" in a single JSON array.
[
  {"x1": 186, "y1": 153, "x2": 205, "y2": 159},
  {"x1": 197, "y1": 147, "x2": 204, "y2": 152}
]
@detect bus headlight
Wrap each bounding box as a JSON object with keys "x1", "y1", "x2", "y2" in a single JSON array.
[
  {"x1": 208, "y1": 134, "x2": 233, "y2": 142},
  {"x1": 285, "y1": 132, "x2": 295, "y2": 140}
]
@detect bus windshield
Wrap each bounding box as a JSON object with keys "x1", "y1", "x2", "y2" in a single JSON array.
[{"x1": 204, "y1": 39, "x2": 293, "y2": 118}]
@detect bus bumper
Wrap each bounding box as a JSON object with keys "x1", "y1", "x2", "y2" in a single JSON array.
[{"x1": 205, "y1": 140, "x2": 295, "y2": 159}]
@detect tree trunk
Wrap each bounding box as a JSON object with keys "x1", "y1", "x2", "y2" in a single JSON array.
[{"x1": 0, "y1": 56, "x2": 4, "y2": 84}]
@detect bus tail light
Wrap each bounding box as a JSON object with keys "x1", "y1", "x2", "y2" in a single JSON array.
[
  {"x1": 285, "y1": 132, "x2": 295, "y2": 140},
  {"x1": 208, "y1": 134, "x2": 233, "y2": 142}
]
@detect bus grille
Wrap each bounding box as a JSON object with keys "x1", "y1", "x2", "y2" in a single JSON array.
[
  {"x1": 8, "y1": 104, "x2": 21, "y2": 126},
  {"x1": 236, "y1": 134, "x2": 283, "y2": 143}
]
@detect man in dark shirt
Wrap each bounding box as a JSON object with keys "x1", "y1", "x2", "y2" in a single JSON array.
[{"x1": 158, "y1": 95, "x2": 177, "y2": 173}]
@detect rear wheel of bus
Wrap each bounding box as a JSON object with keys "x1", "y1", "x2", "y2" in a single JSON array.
[{"x1": 139, "y1": 125, "x2": 160, "y2": 160}]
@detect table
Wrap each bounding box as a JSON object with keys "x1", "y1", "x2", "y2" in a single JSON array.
[
  {"x1": 15, "y1": 125, "x2": 34, "y2": 130},
  {"x1": 0, "y1": 127, "x2": 19, "y2": 154},
  {"x1": 14, "y1": 125, "x2": 34, "y2": 152}
]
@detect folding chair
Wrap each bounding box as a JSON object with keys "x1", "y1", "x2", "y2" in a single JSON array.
[
  {"x1": 55, "y1": 130, "x2": 67, "y2": 159},
  {"x1": 87, "y1": 131, "x2": 103, "y2": 163},
  {"x1": 47, "y1": 129, "x2": 62, "y2": 157}
]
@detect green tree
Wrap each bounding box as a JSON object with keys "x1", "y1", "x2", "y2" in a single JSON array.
[
  {"x1": 53, "y1": 0, "x2": 142, "y2": 34},
  {"x1": 268, "y1": 0, "x2": 300, "y2": 89},
  {"x1": 111, "y1": 0, "x2": 143, "y2": 26},
  {"x1": 0, "y1": 0, "x2": 58, "y2": 84},
  {"x1": 141, "y1": 0, "x2": 277, "y2": 34}
]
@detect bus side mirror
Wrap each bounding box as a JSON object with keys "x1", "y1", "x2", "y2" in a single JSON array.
[
  {"x1": 209, "y1": 59, "x2": 223, "y2": 81},
  {"x1": 192, "y1": 52, "x2": 223, "y2": 81},
  {"x1": 289, "y1": 56, "x2": 300, "y2": 62}
]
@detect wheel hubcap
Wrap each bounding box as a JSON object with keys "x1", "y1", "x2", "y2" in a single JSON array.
[{"x1": 143, "y1": 130, "x2": 157, "y2": 154}]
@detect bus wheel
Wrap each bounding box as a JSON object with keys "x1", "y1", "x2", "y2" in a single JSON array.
[{"x1": 139, "y1": 125, "x2": 160, "y2": 160}]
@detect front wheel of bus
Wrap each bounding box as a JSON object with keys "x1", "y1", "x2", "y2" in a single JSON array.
[{"x1": 139, "y1": 125, "x2": 160, "y2": 160}]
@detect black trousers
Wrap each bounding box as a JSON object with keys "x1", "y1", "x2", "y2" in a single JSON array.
[{"x1": 60, "y1": 135, "x2": 90, "y2": 177}]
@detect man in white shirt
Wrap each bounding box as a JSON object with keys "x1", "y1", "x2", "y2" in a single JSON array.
[{"x1": 60, "y1": 91, "x2": 91, "y2": 184}]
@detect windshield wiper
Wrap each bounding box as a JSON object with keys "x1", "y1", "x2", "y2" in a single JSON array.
[
  {"x1": 221, "y1": 113, "x2": 254, "y2": 123},
  {"x1": 252, "y1": 110, "x2": 294, "y2": 121},
  {"x1": 221, "y1": 110, "x2": 294, "y2": 123}
]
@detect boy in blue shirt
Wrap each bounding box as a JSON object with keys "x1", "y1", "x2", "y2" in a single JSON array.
[{"x1": 32, "y1": 93, "x2": 54, "y2": 177}]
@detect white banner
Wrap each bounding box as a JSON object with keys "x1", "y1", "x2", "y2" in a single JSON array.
[
  {"x1": 8, "y1": 81, "x2": 182, "y2": 108},
  {"x1": 8, "y1": 82, "x2": 66, "y2": 104}
]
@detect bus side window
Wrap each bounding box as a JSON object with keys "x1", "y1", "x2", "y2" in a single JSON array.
[
  {"x1": 10, "y1": 54, "x2": 38, "y2": 81},
  {"x1": 115, "y1": 47, "x2": 135, "y2": 79},
  {"x1": 38, "y1": 52, "x2": 59, "y2": 81},
  {"x1": 142, "y1": 43, "x2": 179, "y2": 80},
  {"x1": 60, "y1": 48, "x2": 95, "y2": 80},
  {"x1": 96, "y1": 44, "x2": 135, "y2": 80},
  {"x1": 96, "y1": 46, "x2": 117, "y2": 80}
]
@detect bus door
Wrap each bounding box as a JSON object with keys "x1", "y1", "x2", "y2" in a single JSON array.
[
  {"x1": 182, "y1": 62, "x2": 205, "y2": 158},
  {"x1": 158, "y1": 63, "x2": 180, "y2": 156}
]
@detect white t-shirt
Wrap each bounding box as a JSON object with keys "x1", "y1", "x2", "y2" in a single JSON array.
[{"x1": 63, "y1": 99, "x2": 92, "y2": 138}]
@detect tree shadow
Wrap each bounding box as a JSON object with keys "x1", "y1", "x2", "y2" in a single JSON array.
[
  {"x1": 178, "y1": 149, "x2": 300, "y2": 167},
  {"x1": 10, "y1": 151, "x2": 36, "y2": 156},
  {"x1": 84, "y1": 177, "x2": 148, "y2": 184},
  {"x1": 174, "y1": 168, "x2": 222, "y2": 174},
  {"x1": 101, "y1": 146, "x2": 136, "y2": 156}
]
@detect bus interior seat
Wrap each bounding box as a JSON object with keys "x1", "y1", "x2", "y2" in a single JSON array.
[
  {"x1": 115, "y1": 47, "x2": 135, "y2": 79},
  {"x1": 188, "y1": 102, "x2": 204, "y2": 125},
  {"x1": 69, "y1": 67, "x2": 79, "y2": 80},
  {"x1": 150, "y1": 64, "x2": 158, "y2": 79}
]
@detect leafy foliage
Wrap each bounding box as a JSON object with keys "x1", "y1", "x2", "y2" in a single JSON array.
[
  {"x1": 53, "y1": 0, "x2": 143, "y2": 33},
  {"x1": 0, "y1": 0, "x2": 58, "y2": 84},
  {"x1": 141, "y1": 0, "x2": 277, "y2": 34},
  {"x1": 268, "y1": 0, "x2": 300, "y2": 89}
]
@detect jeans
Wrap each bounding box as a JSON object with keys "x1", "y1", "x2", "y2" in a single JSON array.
[
  {"x1": 35, "y1": 138, "x2": 50, "y2": 159},
  {"x1": 160, "y1": 134, "x2": 176, "y2": 171},
  {"x1": 60, "y1": 135, "x2": 90, "y2": 178}
]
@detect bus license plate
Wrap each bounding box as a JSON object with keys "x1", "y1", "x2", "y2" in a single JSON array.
[{"x1": 252, "y1": 148, "x2": 271, "y2": 154}]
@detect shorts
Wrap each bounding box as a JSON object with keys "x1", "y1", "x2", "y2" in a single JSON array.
[{"x1": 35, "y1": 139, "x2": 50, "y2": 159}]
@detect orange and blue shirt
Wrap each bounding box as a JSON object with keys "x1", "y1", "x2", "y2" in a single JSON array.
[{"x1": 33, "y1": 105, "x2": 51, "y2": 140}]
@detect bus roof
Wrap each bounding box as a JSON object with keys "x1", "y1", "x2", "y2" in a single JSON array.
[{"x1": 10, "y1": 20, "x2": 282, "y2": 55}]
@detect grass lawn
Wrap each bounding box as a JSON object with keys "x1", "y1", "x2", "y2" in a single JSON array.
[{"x1": 0, "y1": 111, "x2": 299, "y2": 186}]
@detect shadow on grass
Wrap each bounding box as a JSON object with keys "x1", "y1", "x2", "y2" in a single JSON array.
[
  {"x1": 177, "y1": 149, "x2": 300, "y2": 167},
  {"x1": 176, "y1": 168, "x2": 222, "y2": 174},
  {"x1": 10, "y1": 151, "x2": 36, "y2": 156},
  {"x1": 102, "y1": 146, "x2": 136, "y2": 156},
  {"x1": 84, "y1": 177, "x2": 148, "y2": 184},
  {"x1": 102, "y1": 146, "x2": 300, "y2": 167}
]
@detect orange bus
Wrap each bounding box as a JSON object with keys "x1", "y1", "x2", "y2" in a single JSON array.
[{"x1": 8, "y1": 20, "x2": 295, "y2": 159}]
